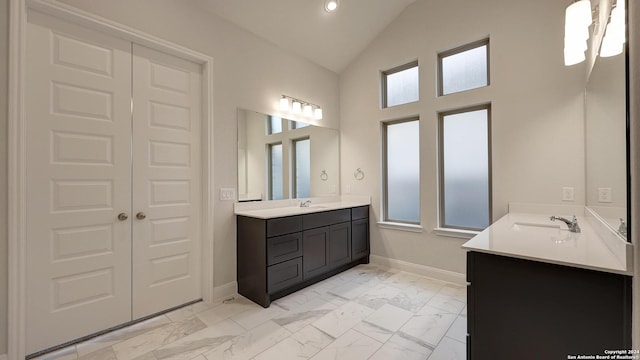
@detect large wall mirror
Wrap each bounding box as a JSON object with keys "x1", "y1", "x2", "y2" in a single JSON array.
[
  {"x1": 237, "y1": 108, "x2": 340, "y2": 201},
  {"x1": 585, "y1": 41, "x2": 629, "y2": 240}
]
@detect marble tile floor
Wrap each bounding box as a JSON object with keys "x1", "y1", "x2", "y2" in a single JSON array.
[{"x1": 33, "y1": 264, "x2": 467, "y2": 360}]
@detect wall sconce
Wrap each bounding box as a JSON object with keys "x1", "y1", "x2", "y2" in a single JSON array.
[
  {"x1": 564, "y1": 0, "x2": 592, "y2": 66},
  {"x1": 279, "y1": 95, "x2": 323, "y2": 120},
  {"x1": 600, "y1": 0, "x2": 625, "y2": 57}
]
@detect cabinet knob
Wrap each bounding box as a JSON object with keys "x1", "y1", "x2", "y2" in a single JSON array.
[
  {"x1": 117, "y1": 213, "x2": 128, "y2": 221},
  {"x1": 136, "y1": 212, "x2": 146, "y2": 220}
]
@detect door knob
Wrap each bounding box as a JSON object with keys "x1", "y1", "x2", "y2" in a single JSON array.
[
  {"x1": 136, "y1": 212, "x2": 146, "y2": 220},
  {"x1": 117, "y1": 213, "x2": 128, "y2": 221}
]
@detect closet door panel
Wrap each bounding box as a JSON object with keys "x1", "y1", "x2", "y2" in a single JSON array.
[
  {"x1": 132, "y1": 44, "x2": 202, "y2": 318},
  {"x1": 25, "y1": 13, "x2": 133, "y2": 354}
]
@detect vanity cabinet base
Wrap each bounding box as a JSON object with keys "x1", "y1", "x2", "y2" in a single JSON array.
[
  {"x1": 237, "y1": 206, "x2": 370, "y2": 308},
  {"x1": 467, "y1": 251, "x2": 632, "y2": 360}
]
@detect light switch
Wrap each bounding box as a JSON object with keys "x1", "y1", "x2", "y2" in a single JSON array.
[
  {"x1": 598, "y1": 187, "x2": 612, "y2": 203},
  {"x1": 562, "y1": 187, "x2": 574, "y2": 201},
  {"x1": 220, "y1": 188, "x2": 236, "y2": 201}
]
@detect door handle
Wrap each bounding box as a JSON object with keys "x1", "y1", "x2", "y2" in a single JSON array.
[
  {"x1": 136, "y1": 212, "x2": 147, "y2": 220},
  {"x1": 117, "y1": 213, "x2": 128, "y2": 221}
]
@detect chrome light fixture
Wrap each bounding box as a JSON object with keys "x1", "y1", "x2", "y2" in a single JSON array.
[
  {"x1": 279, "y1": 95, "x2": 323, "y2": 120},
  {"x1": 564, "y1": 0, "x2": 592, "y2": 66}
]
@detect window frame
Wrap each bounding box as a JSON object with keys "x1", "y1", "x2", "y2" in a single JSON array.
[
  {"x1": 266, "y1": 115, "x2": 283, "y2": 135},
  {"x1": 381, "y1": 60, "x2": 419, "y2": 109},
  {"x1": 291, "y1": 137, "x2": 311, "y2": 199},
  {"x1": 381, "y1": 116, "x2": 421, "y2": 225},
  {"x1": 267, "y1": 142, "x2": 283, "y2": 200},
  {"x1": 437, "y1": 38, "x2": 490, "y2": 96},
  {"x1": 438, "y1": 104, "x2": 492, "y2": 231}
]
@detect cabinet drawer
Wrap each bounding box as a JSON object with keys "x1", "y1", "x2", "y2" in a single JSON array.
[
  {"x1": 267, "y1": 257, "x2": 303, "y2": 293},
  {"x1": 267, "y1": 216, "x2": 303, "y2": 237},
  {"x1": 303, "y1": 209, "x2": 351, "y2": 230},
  {"x1": 267, "y1": 232, "x2": 302, "y2": 266},
  {"x1": 351, "y1": 206, "x2": 369, "y2": 220}
]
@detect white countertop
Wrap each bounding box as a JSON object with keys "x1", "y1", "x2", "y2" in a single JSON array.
[
  {"x1": 234, "y1": 196, "x2": 371, "y2": 219},
  {"x1": 462, "y1": 204, "x2": 633, "y2": 275}
]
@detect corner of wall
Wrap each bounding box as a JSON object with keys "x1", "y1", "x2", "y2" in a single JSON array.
[
  {"x1": 1, "y1": 0, "x2": 10, "y2": 354},
  {"x1": 628, "y1": 0, "x2": 640, "y2": 350}
]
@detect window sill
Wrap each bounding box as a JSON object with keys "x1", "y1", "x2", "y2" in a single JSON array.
[
  {"x1": 433, "y1": 227, "x2": 480, "y2": 240},
  {"x1": 377, "y1": 221, "x2": 424, "y2": 233}
]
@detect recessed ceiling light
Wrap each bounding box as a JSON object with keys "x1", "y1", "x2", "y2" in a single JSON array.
[{"x1": 325, "y1": 0, "x2": 338, "y2": 12}]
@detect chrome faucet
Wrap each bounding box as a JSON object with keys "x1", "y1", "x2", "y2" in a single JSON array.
[
  {"x1": 618, "y1": 218, "x2": 627, "y2": 237},
  {"x1": 549, "y1": 215, "x2": 581, "y2": 233},
  {"x1": 300, "y1": 200, "x2": 312, "y2": 208}
]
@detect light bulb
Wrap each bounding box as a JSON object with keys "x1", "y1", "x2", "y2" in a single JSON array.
[
  {"x1": 279, "y1": 97, "x2": 290, "y2": 112},
  {"x1": 292, "y1": 101, "x2": 302, "y2": 114},
  {"x1": 303, "y1": 104, "x2": 313, "y2": 117},
  {"x1": 564, "y1": 47, "x2": 586, "y2": 66},
  {"x1": 314, "y1": 108, "x2": 323, "y2": 120},
  {"x1": 565, "y1": 0, "x2": 592, "y2": 28},
  {"x1": 325, "y1": 0, "x2": 338, "y2": 12},
  {"x1": 600, "y1": 3, "x2": 626, "y2": 57}
]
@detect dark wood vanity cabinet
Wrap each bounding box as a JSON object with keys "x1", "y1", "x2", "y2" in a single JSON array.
[
  {"x1": 237, "y1": 206, "x2": 370, "y2": 307},
  {"x1": 351, "y1": 207, "x2": 369, "y2": 260},
  {"x1": 466, "y1": 251, "x2": 632, "y2": 360}
]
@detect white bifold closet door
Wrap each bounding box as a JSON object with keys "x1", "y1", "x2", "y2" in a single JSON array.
[{"x1": 25, "y1": 13, "x2": 202, "y2": 354}]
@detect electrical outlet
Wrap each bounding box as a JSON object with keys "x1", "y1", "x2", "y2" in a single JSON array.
[
  {"x1": 598, "y1": 187, "x2": 612, "y2": 203},
  {"x1": 219, "y1": 188, "x2": 236, "y2": 201},
  {"x1": 346, "y1": 184, "x2": 351, "y2": 194},
  {"x1": 562, "y1": 187, "x2": 575, "y2": 201}
]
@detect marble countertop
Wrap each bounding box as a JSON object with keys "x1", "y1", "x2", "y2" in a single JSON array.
[
  {"x1": 234, "y1": 196, "x2": 371, "y2": 219},
  {"x1": 462, "y1": 205, "x2": 633, "y2": 275}
]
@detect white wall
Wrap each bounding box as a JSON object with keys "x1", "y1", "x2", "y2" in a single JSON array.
[
  {"x1": 0, "y1": 0, "x2": 8, "y2": 354},
  {"x1": 339, "y1": 0, "x2": 586, "y2": 274}
]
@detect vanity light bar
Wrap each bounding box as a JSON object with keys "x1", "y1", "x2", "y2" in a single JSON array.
[{"x1": 279, "y1": 95, "x2": 323, "y2": 120}]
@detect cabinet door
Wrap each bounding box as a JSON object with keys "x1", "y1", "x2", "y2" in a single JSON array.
[
  {"x1": 302, "y1": 227, "x2": 329, "y2": 279},
  {"x1": 328, "y1": 222, "x2": 352, "y2": 269},
  {"x1": 351, "y1": 218, "x2": 369, "y2": 260},
  {"x1": 468, "y1": 251, "x2": 632, "y2": 359}
]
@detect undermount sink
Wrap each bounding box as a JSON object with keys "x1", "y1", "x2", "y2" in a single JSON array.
[{"x1": 511, "y1": 222, "x2": 562, "y2": 231}]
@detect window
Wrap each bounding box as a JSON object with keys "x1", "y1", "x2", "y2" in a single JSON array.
[
  {"x1": 268, "y1": 143, "x2": 283, "y2": 200},
  {"x1": 382, "y1": 118, "x2": 420, "y2": 224},
  {"x1": 291, "y1": 121, "x2": 310, "y2": 130},
  {"x1": 382, "y1": 61, "x2": 419, "y2": 108},
  {"x1": 438, "y1": 39, "x2": 489, "y2": 96},
  {"x1": 267, "y1": 115, "x2": 283, "y2": 135},
  {"x1": 439, "y1": 105, "x2": 491, "y2": 230},
  {"x1": 292, "y1": 138, "x2": 310, "y2": 198}
]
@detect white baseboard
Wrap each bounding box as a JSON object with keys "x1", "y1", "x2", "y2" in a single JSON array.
[
  {"x1": 212, "y1": 281, "x2": 238, "y2": 302},
  {"x1": 370, "y1": 254, "x2": 466, "y2": 286}
]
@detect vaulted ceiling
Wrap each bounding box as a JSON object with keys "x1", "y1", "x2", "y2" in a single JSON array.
[{"x1": 194, "y1": 0, "x2": 417, "y2": 73}]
